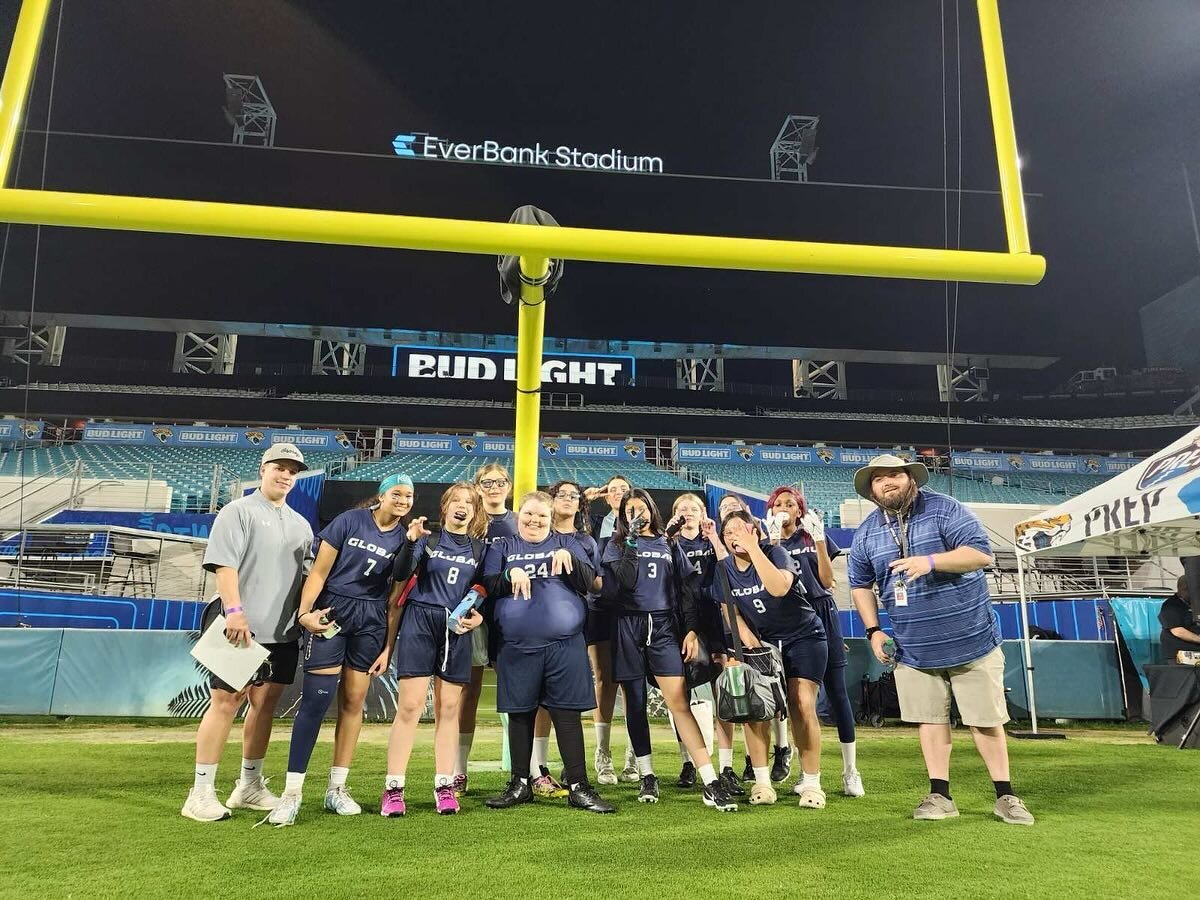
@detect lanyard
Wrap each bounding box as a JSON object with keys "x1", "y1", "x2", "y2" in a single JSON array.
[{"x1": 884, "y1": 510, "x2": 910, "y2": 559}]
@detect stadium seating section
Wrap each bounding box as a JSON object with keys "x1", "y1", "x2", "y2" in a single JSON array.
[
  {"x1": 346, "y1": 453, "x2": 695, "y2": 490},
  {"x1": 0, "y1": 445, "x2": 353, "y2": 511}
]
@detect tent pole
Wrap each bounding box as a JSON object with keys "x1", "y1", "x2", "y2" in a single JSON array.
[{"x1": 1015, "y1": 554, "x2": 1039, "y2": 732}]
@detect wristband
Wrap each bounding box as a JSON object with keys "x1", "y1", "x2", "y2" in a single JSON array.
[
  {"x1": 926, "y1": 555, "x2": 937, "y2": 572},
  {"x1": 223, "y1": 605, "x2": 243, "y2": 616},
  {"x1": 865, "y1": 626, "x2": 883, "y2": 639}
]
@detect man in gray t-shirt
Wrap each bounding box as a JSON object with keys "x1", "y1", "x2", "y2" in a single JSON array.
[{"x1": 182, "y1": 443, "x2": 314, "y2": 823}]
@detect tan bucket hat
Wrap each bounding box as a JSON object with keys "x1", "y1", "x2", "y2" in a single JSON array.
[{"x1": 853, "y1": 453, "x2": 929, "y2": 502}]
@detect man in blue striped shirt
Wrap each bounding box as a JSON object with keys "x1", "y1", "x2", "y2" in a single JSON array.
[{"x1": 848, "y1": 455, "x2": 1034, "y2": 826}]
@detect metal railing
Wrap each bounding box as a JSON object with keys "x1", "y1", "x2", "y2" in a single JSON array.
[
  {"x1": 0, "y1": 523, "x2": 212, "y2": 601},
  {"x1": 988, "y1": 552, "x2": 1177, "y2": 599}
]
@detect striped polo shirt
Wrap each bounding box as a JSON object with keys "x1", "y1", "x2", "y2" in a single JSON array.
[{"x1": 848, "y1": 488, "x2": 998, "y2": 669}]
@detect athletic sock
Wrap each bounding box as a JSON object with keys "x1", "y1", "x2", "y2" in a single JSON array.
[
  {"x1": 435, "y1": 773, "x2": 453, "y2": 788},
  {"x1": 719, "y1": 748, "x2": 734, "y2": 770},
  {"x1": 636, "y1": 754, "x2": 655, "y2": 777},
  {"x1": 239, "y1": 758, "x2": 264, "y2": 786},
  {"x1": 194, "y1": 764, "x2": 217, "y2": 789},
  {"x1": 454, "y1": 732, "x2": 474, "y2": 777},
  {"x1": 594, "y1": 722, "x2": 611, "y2": 754},
  {"x1": 772, "y1": 718, "x2": 790, "y2": 749},
  {"x1": 285, "y1": 772, "x2": 306, "y2": 793},
  {"x1": 678, "y1": 741, "x2": 691, "y2": 765},
  {"x1": 531, "y1": 736, "x2": 550, "y2": 771},
  {"x1": 993, "y1": 780, "x2": 1013, "y2": 798},
  {"x1": 840, "y1": 741, "x2": 858, "y2": 775},
  {"x1": 753, "y1": 766, "x2": 771, "y2": 787},
  {"x1": 930, "y1": 778, "x2": 951, "y2": 800},
  {"x1": 385, "y1": 773, "x2": 406, "y2": 790},
  {"x1": 698, "y1": 763, "x2": 718, "y2": 786},
  {"x1": 328, "y1": 766, "x2": 349, "y2": 789},
  {"x1": 800, "y1": 771, "x2": 821, "y2": 790}
]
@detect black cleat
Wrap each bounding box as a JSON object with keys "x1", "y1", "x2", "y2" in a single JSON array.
[
  {"x1": 770, "y1": 745, "x2": 793, "y2": 783},
  {"x1": 637, "y1": 774, "x2": 660, "y2": 804},
  {"x1": 741, "y1": 754, "x2": 754, "y2": 783},
  {"x1": 485, "y1": 777, "x2": 534, "y2": 809},
  {"x1": 676, "y1": 761, "x2": 697, "y2": 789},
  {"x1": 703, "y1": 779, "x2": 738, "y2": 812},
  {"x1": 720, "y1": 767, "x2": 746, "y2": 797},
  {"x1": 568, "y1": 780, "x2": 616, "y2": 814}
]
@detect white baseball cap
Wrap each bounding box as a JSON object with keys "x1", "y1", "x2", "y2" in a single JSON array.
[{"x1": 261, "y1": 442, "x2": 307, "y2": 471}]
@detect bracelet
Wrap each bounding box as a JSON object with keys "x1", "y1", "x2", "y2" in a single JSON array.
[
  {"x1": 224, "y1": 605, "x2": 243, "y2": 616},
  {"x1": 926, "y1": 554, "x2": 937, "y2": 572},
  {"x1": 864, "y1": 626, "x2": 883, "y2": 639}
]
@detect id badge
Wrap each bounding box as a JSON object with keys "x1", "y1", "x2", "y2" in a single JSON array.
[{"x1": 893, "y1": 581, "x2": 909, "y2": 607}]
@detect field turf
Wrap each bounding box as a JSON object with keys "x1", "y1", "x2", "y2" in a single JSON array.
[{"x1": 0, "y1": 716, "x2": 1190, "y2": 900}]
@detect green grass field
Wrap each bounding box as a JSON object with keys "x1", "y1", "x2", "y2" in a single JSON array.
[{"x1": 0, "y1": 716, "x2": 1190, "y2": 900}]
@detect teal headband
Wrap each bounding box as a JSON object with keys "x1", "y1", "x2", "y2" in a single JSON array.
[{"x1": 379, "y1": 473, "x2": 414, "y2": 494}]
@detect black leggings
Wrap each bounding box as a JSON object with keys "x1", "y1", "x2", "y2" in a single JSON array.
[
  {"x1": 509, "y1": 707, "x2": 587, "y2": 785},
  {"x1": 620, "y1": 678, "x2": 651, "y2": 758},
  {"x1": 824, "y1": 666, "x2": 857, "y2": 744}
]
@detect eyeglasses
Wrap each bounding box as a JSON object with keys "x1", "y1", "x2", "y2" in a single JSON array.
[
  {"x1": 555, "y1": 491, "x2": 581, "y2": 501},
  {"x1": 478, "y1": 479, "x2": 509, "y2": 489}
]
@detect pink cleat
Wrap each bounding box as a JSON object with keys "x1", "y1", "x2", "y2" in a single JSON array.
[
  {"x1": 380, "y1": 787, "x2": 406, "y2": 818},
  {"x1": 434, "y1": 784, "x2": 460, "y2": 815}
]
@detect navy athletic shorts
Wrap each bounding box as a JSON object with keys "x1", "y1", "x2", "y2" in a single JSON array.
[
  {"x1": 496, "y1": 633, "x2": 596, "y2": 713},
  {"x1": 811, "y1": 596, "x2": 847, "y2": 671},
  {"x1": 613, "y1": 611, "x2": 685, "y2": 683},
  {"x1": 584, "y1": 605, "x2": 614, "y2": 645},
  {"x1": 393, "y1": 601, "x2": 473, "y2": 684},
  {"x1": 765, "y1": 633, "x2": 829, "y2": 684},
  {"x1": 302, "y1": 594, "x2": 388, "y2": 674}
]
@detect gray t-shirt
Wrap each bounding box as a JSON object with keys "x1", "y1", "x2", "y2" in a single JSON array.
[{"x1": 203, "y1": 490, "x2": 314, "y2": 644}]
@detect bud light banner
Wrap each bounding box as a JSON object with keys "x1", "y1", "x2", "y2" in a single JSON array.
[
  {"x1": 392, "y1": 434, "x2": 645, "y2": 460},
  {"x1": 677, "y1": 443, "x2": 1140, "y2": 475},
  {"x1": 393, "y1": 346, "x2": 635, "y2": 387},
  {"x1": 81, "y1": 424, "x2": 355, "y2": 453},
  {"x1": 676, "y1": 444, "x2": 901, "y2": 466},
  {"x1": 0, "y1": 419, "x2": 44, "y2": 442}
]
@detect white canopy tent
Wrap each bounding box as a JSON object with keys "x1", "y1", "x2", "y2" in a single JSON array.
[{"x1": 1012, "y1": 425, "x2": 1200, "y2": 731}]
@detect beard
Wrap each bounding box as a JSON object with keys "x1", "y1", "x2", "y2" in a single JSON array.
[{"x1": 875, "y1": 481, "x2": 916, "y2": 513}]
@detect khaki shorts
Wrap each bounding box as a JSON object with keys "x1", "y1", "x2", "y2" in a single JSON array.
[{"x1": 894, "y1": 647, "x2": 1009, "y2": 727}]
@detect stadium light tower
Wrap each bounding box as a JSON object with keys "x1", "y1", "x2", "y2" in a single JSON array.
[
  {"x1": 222, "y1": 74, "x2": 276, "y2": 146},
  {"x1": 770, "y1": 115, "x2": 819, "y2": 181}
]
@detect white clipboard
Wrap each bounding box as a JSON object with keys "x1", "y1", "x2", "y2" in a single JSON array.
[{"x1": 190, "y1": 614, "x2": 271, "y2": 691}]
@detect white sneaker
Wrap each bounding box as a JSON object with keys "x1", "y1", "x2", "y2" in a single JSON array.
[
  {"x1": 263, "y1": 790, "x2": 301, "y2": 827},
  {"x1": 181, "y1": 785, "x2": 231, "y2": 822},
  {"x1": 620, "y1": 746, "x2": 640, "y2": 783},
  {"x1": 843, "y1": 771, "x2": 865, "y2": 798},
  {"x1": 324, "y1": 785, "x2": 362, "y2": 816},
  {"x1": 594, "y1": 748, "x2": 617, "y2": 786},
  {"x1": 227, "y1": 777, "x2": 279, "y2": 811}
]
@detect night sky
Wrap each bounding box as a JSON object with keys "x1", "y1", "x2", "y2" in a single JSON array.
[{"x1": 1, "y1": 1, "x2": 1199, "y2": 384}]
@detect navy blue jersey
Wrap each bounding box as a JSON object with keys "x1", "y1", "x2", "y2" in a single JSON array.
[
  {"x1": 602, "y1": 534, "x2": 680, "y2": 614},
  {"x1": 484, "y1": 510, "x2": 517, "y2": 547},
  {"x1": 720, "y1": 544, "x2": 823, "y2": 641},
  {"x1": 483, "y1": 532, "x2": 587, "y2": 649},
  {"x1": 407, "y1": 530, "x2": 481, "y2": 610},
  {"x1": 560, "y1": 530, "x2": 601, "y2": 573},
  {"x1": 778, "y1": 531, "x2": 840, "y2": 604},
  {"x1": 675, "y1": 532, "x2": 715, "y2": 580},
  {"x1": 317, "y1": 507, "x2": 404, "y2": 602}
]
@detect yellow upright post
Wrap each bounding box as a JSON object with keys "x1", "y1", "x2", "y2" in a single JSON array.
[
  {"x1": 512, "y1": 256, "x2": 549, "y2": 499},
  {"x1": 977, "y1": 0, "x2": 1031, "y2": 254},
  {"x1": 0, "y1": 0, "x2": 52, "y2": 186}
]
